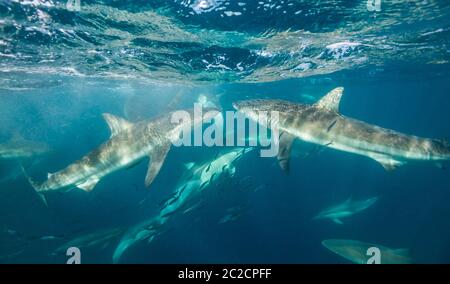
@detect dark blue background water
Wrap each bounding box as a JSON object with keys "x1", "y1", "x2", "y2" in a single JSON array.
[{"x1": 1, "y1": 0, "x2": 450, "y2": 263}]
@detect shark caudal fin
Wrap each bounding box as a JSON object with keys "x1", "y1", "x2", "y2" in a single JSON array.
[{"x1": 19, "y1": 164, "x2": 48, "y2": 207}]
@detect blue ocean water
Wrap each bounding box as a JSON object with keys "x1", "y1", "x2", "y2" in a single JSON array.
[{"x1": 0, "y1": 0, "x2": 449, "y2": 264}]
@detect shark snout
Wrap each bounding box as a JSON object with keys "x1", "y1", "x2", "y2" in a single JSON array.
[
  {"x1": 232, "y1": 101, "x2": 242, "y2": 111},
  {"x1": 233, "y1": 100, "x2": 260, "y2": 110},
  {"x1": 232, "y1": 100, "x2": 258, "y2": 113},
  {"x1": 232, "y1": 99, "x2": 282, "y2": 113}
]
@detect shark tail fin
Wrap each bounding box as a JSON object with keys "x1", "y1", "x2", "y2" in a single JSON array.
[{"x1": 19, "y1": 164, "x2": 48, "y2": 207}]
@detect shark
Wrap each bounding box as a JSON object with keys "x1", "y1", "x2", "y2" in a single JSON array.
[
  {"x1": 0, "y1": 135, "x2": 49, "y2": 184},
  {"x1": 26, "y1": 108, "x2": 219, "y2": 195},
  {"x1": 322, "y1": 239, "x2": 412, "y2": 264},
  {"x1": 0, "y1": 134, "x2": 49, "y2": 160},
  {"x1": 218, "y1": 204, "x2": 249, "y2": 224},
  {"x1": 111, "y1": 181, "x2": 197, "y2": 264},
  {"x1": 233, "y1": 87, "x2": 450, "y2": 172},
  {"x1": 313, "y1": 196, "x2": 379, "y2": 224},
  {"x1": 112, "y1": 147, "x2": 251, "y2": 263}
]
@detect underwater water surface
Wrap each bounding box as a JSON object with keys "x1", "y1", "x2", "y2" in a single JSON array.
[{"x1": 0, "y1": 0, "x2": 450, "y2": 264}]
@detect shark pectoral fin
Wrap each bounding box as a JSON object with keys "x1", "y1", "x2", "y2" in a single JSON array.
[
  {"x1": 332, "y1": 218, "x2": 343, "y2": 224},
  {"x1": 77, "y1": 178, "x2": 100, "y2": 192},
  {"x1": 145, "y1": 142, "x2": 171, "y2": 188},
  {"x1": 147, "y1": 235, "x2": 157, "y2": 245},
  {"x1": 102, "y1": 113, "x2": 133, "y2": 137},
  {"x1": 380, "y1": 163, "x2": 397, "y2": 171},
  {"x1": 278, "y1": 131, "x2": 296, "y2": 174},
  {"x1": 314, "y1": 87, "x2": 344, "y2": 112},
  {"x1": 228, "y1": 166, "x2": 236, "y2": 178},
  {"x1": 372, "y1": 156, "x2": 405, "y2": 171}
]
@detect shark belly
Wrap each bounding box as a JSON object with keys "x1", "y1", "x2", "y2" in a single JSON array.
[
  {"x1": 327, "y1": 131, "x2": 435, "y2": 164},
  {"x1": 283, "y1": 115, "x2": 438, "y2": 169},
  {"x1": 326, "y1": 211, "x2": 353, "y2": 219}
]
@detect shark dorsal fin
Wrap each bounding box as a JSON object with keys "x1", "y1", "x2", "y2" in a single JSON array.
[
  {"x1": 102, "y1": 113, "x2": 133, "y2": 137},
  {"x1": 10, "y1": 131, "x2": 25, "y2": 142},
  {"x1": 314, "y1": 87, "x2": 344, "y2": 112}
]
